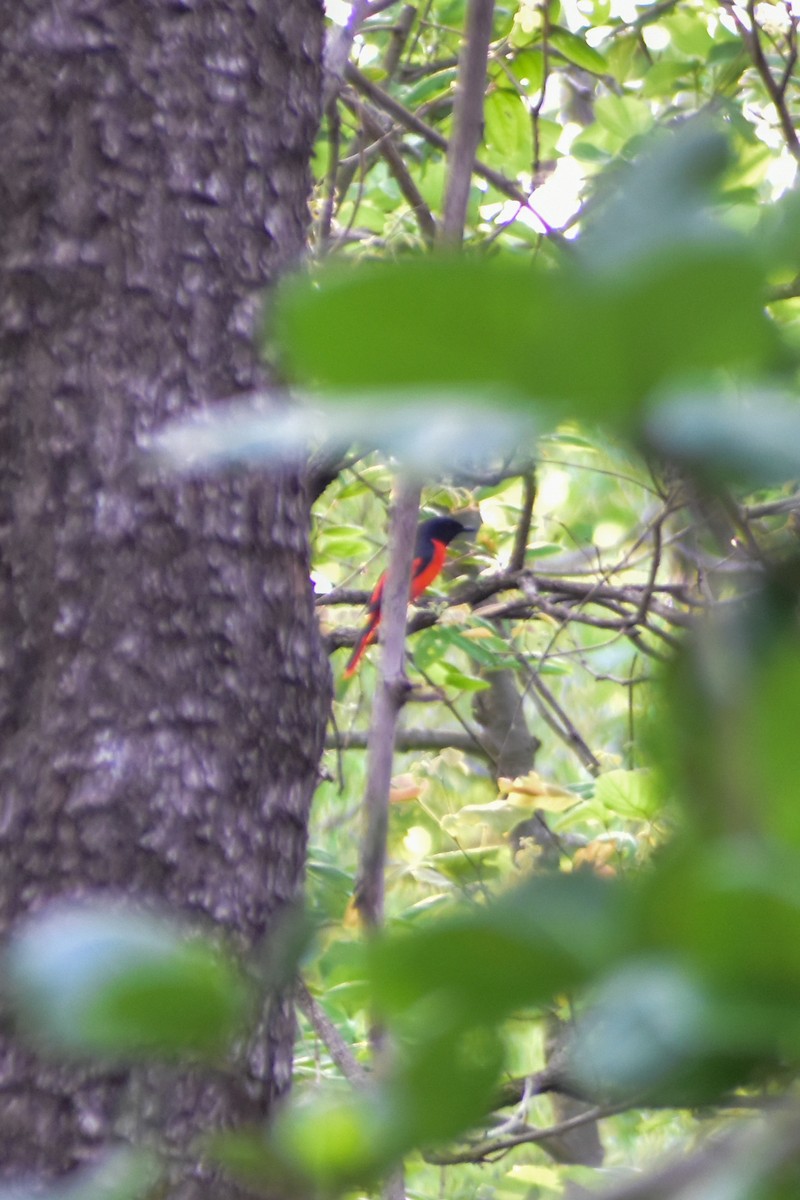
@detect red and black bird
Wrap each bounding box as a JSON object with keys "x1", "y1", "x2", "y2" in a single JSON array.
[{"x1": 344, "y1": 515, "x2": 474, "y2": 678}]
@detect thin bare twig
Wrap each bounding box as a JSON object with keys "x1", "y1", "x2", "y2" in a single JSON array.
[
  {"x1": 383, "y1": 3, "x2": 417, "y2": 77},
  {"x1": 317, "y1": 103, "x2": 341, "y2": 252},
  {"x1": 319, "y1": 574, "x2": 699, "y2": 618},
  {"x1": 411, "y1": 658, "x2": 500, "y2": 767},
  {"x1": 744, "y1": 491, "x2": 800, "y2": 518},
  {"x1": 524, "y1": 664, "x2": 602, "y2": 775}
]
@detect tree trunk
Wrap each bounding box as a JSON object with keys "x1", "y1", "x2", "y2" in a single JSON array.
[{"x1": 0, "y1": 0, "x2": 328, "y2": 1193}]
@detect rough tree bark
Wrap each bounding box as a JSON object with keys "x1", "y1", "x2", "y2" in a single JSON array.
[{"x1": 0, "y1": 0, "x2": 328, "y2": 1193}]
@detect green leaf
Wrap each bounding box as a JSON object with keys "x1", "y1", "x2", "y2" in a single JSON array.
[
  {"x1": 369, "y1": 872, "x2": 629, "y2": 1026},
  {"x1": 315, "y1": 524, "x2": 374, "y2": 562},
  {"x1": 415, "y1": 625, "x2": 505, "y2": 672},
  {"x1": 533, "y1": 117, "x2": 563, "y2": 163},
  {"x1": 273, "y1": 1089, "x2": 401, "y2": 1186},
  {"x1": 401, "y1": 68, "x2": 458, "y2": 108},
  {"x1": 564, "y1": 958, "x2": 768, "y2": 1105},
  {"x1": 484, "y1": 88, "x2": 533, "y2": 173},
  {"x1": 605, "y1": 33, "x2": 648, "y2": 84},
  {"x1": 314, "y1": 939, "x2": 370, "y2": 1015},
  {"x1": 7, "y1": 904, "x2": 249, "y2": 1060},
  {"x1": 663, "y1": 9, "x2": 714, "y2": 59},
  {"x1": 619, "y1": 248, "x2": 777, "y2": 394},
  {"x1": 579, "y1": 122, "x2": 732, "y2": 270},
  {"x1": 438, "y1": 662, "x2": 492, "y2": 691},
  {"x1": 306, "y1": 852, "x2": 356, "y2": 922},
  {"x1": 651, "y1": 585, "x2": 800, "y2": 846},
  {"x1": 276, "y1": 257, "x2": 540, "y2": 397},
  {"x1": 640, "y1": 60, "x2": 693, "y2": 99},
  {"x1": 272, "y1": 130, "x2": 776, "y2": 432},
  {"x1": 214, "y1": 1088, "x2": 400, "y2": 1193},
  {"x1": 510, "y1": 49, "x2": 545, "y2": 94},
  {"x1": 424, "y1": 846, "x2": 504, "y2": 885},
  {"x1": 592, "y1": 769, "x2": 662, "y2": 820},
  {"x1": 640, "y1": 843, "x2": 800, "y2": 1005},
  {"x1": 549, "y1": 27, "x2": 608, "y2": 74},
  {"x1": 592, "y1": 93, "x2": 653, "y2": 151},
  {"x1": 273, "y1": 256, "x2": 628, "y2": 418},
  {"x1": 392, "y1": 1023, "x2": 504, "y2": 1142}
]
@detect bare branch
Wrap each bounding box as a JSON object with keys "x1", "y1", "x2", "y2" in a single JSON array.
[
  {"x1": 441, "y1": 0, "x2": 496, "y2": 244},
  {"x1": 296, "y1": 983, "x2": 370, "y2": 1087},
  {"x1": 424, "y1": 1103, "x2": 625, "y2": 1165},
  {"x1": 509, "y1": 470, "x2": 537, "y2": 573},
  {"x1": 354, "y1": 478, "x2": 422, "y2": 928},
  {"x1": 343, "y1": 95, "x2": 437, "y2": 244},
  {"x1": 524, "y1": 666, "x2": 602, "y2": 775},
  {"x1": 327, "y1": 726, "x2": 494, "y2": 759}
]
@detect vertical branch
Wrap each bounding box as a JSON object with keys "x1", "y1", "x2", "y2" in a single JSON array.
[
  {"x1": 441, "y1": 0, "x2": 496, "y2": 244},
  {"x1": 383, "y1": 4, "x2": 418, "y2": 77},
  {"x1": 510, "y1": 469, "x2": 537, "y2": 573},
  {"x1": 354, "y1": 476, "x2": 421, "y2": 927},
  {"x1": 352, "y1": 14, "x2": 494, "y2": 1200},
  {"x1": 354, "y1": 478, "x2": 421, "y2": 1200},
  {"x1": 317, "y1": 104, "x2": 341, "y2": 252}
]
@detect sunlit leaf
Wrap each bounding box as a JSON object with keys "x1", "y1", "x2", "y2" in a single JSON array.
[
  {"x1": 484, "y1": 88, "x2": 533, "y2": 173},
  {"x1": 549, "y1": 27, "x2": 608, "y2": 74},
  {"x1": 592, "y1": 769, "x2": 661, "y2": 820},
  {"x1": 214, "y1": 1088, "x2": 400, "y2": 1193},
  {"x1": 217, "y1": 1023, "x2": 502, "y2": 1192},
  {"x1": 510, "y1": 49, "x2": 545, "y2": 94}
]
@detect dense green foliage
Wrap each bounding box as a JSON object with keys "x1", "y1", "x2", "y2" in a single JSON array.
[
  {"x1": 258, "y1": 0, "x2": 800, "y2": 1194},
  {"x1": 11, "y1": 0, "x2": 800, "y2": 1197}
]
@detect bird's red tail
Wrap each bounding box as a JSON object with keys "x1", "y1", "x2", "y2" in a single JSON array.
[{"x1": 343, "y1": 613, "x2": 380, "y2": 678}]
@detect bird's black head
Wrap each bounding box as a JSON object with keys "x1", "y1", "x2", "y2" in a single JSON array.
[{"x1": 417, "y1": 515, "x2": 477, "y2": 549}]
